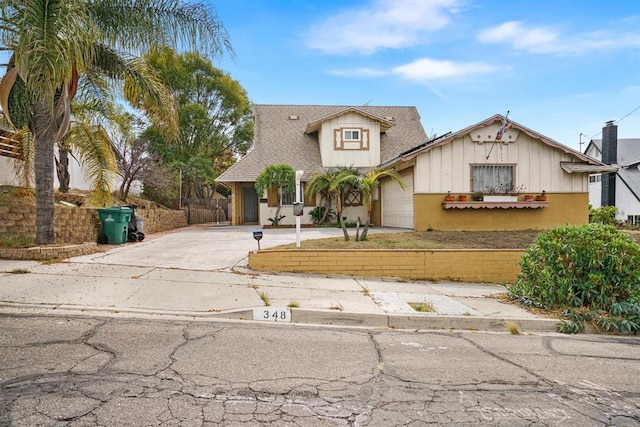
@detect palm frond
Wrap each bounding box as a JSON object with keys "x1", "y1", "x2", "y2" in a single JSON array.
[
  {"x1": 87, "y1": 0, "x2": 232, "y2": 58},
  {"x1": 66, "y1": 120, "x2": 118, "y2": 205},
  {"x1": 90, "y1": 44, "x2": 178, "y2": 138},
  {"x1": 8, "y1": 127, "x2": 34, "y2": 187},
  {"x1": 15, "y1": 0, "x2": 96, "y2": 108}
]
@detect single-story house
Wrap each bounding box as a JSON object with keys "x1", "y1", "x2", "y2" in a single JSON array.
[
  {"x1": 584, "y1": 121, "x2": 640, "y2": 225},
  {"x1": 218, "y1": 105, "x2": 613, "y2": 231},
  {"x1": 381, "y1": 114, "x2": 616, "y2": 230}
]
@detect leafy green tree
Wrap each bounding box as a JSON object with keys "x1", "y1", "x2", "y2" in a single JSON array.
[
  {"x1": 0, "y1": 0, "x2": 230, "y2": 244},
  {"x1": 145, "y1": 47, "x2": 253, "y2": 203},
  {"x1": 255, "y1": 165, "x2": 295, "y2": 225}
]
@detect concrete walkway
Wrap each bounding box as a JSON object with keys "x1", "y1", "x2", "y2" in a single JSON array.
[{"x1": 0, "y1": 225, "x2": 559, "y2": 333}]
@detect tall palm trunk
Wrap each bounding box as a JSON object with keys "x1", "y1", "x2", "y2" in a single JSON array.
[
  {"x1": 32, "y1": 102, "x2": 57, "y2": 244},
  {"x1": 319, "y1": 192, "x2": 331, "y2": 224},
  {"x1": 361, "y1": 200, "x2": 372, "y2": 241},
  {"x1": 55, "y1": 146, "x2": 70, "y2": 193},
  {"x1": 336, "y1": 190, "x2": 349, "y2": 241}
]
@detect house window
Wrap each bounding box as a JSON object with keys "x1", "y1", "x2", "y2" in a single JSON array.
[
  {"x1": 471, "y1": 164, "x2": 515, "y2": 193},
  {"x1": 335, "y1": 127, "x2": 369, "y2": 150},
  {"x1": 344, "y1": 189, "x2": 362, "y2": 207},
  {"x1": 628, "y1": 215, "x2": 640, "y2": 226},
  {"x1": 281, "y1": 186, "x2": 297, "y2": 206},
  {"x1": 343, "y1": 129, "x2": 361, "y2": 141},
  {"x1": 589, "y1": 174, "x2": 602, "y2": 183}
]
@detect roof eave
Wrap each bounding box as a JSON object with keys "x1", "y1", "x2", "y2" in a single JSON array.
[{"x1": 305, "y1": 107, "x2": 396, "y2": 134}]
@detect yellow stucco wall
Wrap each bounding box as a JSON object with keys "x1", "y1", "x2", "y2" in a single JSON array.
[
  {"x1": 249, "y1": 249, "x2": 525, "y2": 283},
  {"x1": 413, "y1": 192, "x2": 589, "y2": 231}
]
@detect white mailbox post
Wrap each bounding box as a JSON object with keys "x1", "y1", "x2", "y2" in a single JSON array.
[{"x1": 295, "y1": 170, "x2": 304, "y2": 248}]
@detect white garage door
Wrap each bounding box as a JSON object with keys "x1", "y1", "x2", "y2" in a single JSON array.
[{"x1": 382, "y1": 174, "x2": 413, "y2": 229}]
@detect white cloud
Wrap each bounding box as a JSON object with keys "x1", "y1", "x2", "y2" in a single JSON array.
[
  {"x1": 393, "y1": 57, "x2": 496, "y2": 80},
  {"x1": 307, "y1": 0, "x2": 462, "y2": 55},
  {"x1": 330, "y1": 57, "x2": 495, "y2": 82},
  {"x1": 479, "y1": 21, "x2": 640, "y2": 55},
  {"x1": 329, "y1": 68, "x2": 391, "y2": 77}
]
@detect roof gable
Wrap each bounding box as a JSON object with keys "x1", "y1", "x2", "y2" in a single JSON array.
[
  {"x1": 217, "y1": 105, "x2": 427, "y2": 183},
  {"x1": 387, "y1": 114, "x2": 604, "y2": 166},
  {"x1": 305, "y1": 107, "x2": 396, "y2": 134},
  {"x1": 589, "y1": 138, "x2": 640, "y2": 166}
]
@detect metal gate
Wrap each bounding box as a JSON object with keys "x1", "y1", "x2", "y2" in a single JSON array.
[{"x1": 184, "y1": 198, "x2": 230, "y2": 225}]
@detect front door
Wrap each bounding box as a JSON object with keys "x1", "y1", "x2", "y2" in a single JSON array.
[{"x1": 242, "y1": 186, "x2": 258, "y2": 223}]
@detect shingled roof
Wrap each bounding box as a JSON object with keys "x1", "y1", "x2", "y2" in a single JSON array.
[
  {"x1": 589, "y1": 138, "x2": 640, "y2": 202},
  {"x1": 217, "y1": 104, "x2": 427, "y2": 182}
]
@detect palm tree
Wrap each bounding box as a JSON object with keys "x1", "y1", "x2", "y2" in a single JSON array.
[
  {"x1": 0, "y1": 0, "x2": 231, "y2": 244},
  {"x1": 304, "y1": 168, "x2": 340, "y2": 224},
  {"x1": 330, "y1": 167, "x2": 362, "y2": 241},
  {"x1": 356, "y1": 168, "x2": 405, "y2": 240}
]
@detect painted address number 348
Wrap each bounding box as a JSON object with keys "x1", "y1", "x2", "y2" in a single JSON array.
[{"x1": 252, "y1": 308, "x2": 291, "y2": 322}]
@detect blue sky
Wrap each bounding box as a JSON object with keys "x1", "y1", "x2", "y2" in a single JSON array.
[{"x1": 211, "y1": 0, "x2": 640, "y2": 152}]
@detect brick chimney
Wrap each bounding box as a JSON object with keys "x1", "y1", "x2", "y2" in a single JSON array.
[{"x1": 601, "y1": 121, "x2": 617, "y2": 206}]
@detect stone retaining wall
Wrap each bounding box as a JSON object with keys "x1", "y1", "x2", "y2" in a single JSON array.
[
  {"x1": 0, "y1": 242, "x2": 100, "y2": 261},
  {"x1": 0, "y1": 203, "x2": 187, "y2": 260},
  {"x1": 249, "y1": 249, "x2": 526, "y2": 284},
  {"x1": 133, "y1": 206, "x2": 187, "y2": 234}
]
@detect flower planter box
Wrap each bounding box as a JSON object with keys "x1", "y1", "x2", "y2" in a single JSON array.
[{"x1": 483, "y1": 195, "x2": 518, "y2": 202}]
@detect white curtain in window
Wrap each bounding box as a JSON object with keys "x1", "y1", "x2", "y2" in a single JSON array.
[{"x1": 472, "y1": 165, "x2": 513, "y2": 192}]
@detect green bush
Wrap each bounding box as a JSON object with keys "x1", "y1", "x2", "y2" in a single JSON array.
[
  {"x1": 308, "y1": 206, "x2": 335, "y2": 224},
  {"x1": 589, "y1": 205, "x2": 618, "y2": 225},
  {"x1": 508, "y1": 223, "x2": 640, "y2": 334},
  {"x1": 0, "y1": 232, "x2": 35, "y2": 248}
]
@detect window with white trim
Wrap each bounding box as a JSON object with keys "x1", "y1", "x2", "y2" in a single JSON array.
[
  {"x1": 628, "y1": 215, "x2": 640, "y2": 226},
  {"x1": 471, "y1": 165, "x2": 514, "y2": 193},
  {"x1": 343, "y1": 129, "x2": 361, "y2": 141},
  {"x1": 589, "y1": 174, "x2": 602, "y2": 183}
]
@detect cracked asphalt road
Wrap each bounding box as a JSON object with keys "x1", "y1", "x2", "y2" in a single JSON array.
[{"x1": 1, "y1": 315, "x2": 639, "y2": 426}]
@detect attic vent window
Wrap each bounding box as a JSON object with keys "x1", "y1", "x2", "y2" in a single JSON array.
[{"x1": 288, "y1": 115, "x2": 299, "y2": 120}]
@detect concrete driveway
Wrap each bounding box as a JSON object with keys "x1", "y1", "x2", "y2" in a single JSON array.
[{"x1": 71, "y1": 225, "x2": 407, "y2": 271}]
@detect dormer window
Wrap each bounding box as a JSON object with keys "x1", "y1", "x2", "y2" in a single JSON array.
[
  {"x1": 343, "y1": 129, "x2": 361, "y2": 141},
  {"x1": 334, "y1": 127, "x2": 370, "y2": 150}
]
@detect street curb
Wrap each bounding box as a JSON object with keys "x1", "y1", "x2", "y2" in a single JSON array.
[
  {"x1": 0, "y1": 303, "x2": 560, "y2": 333},
  {"x1": 292, "y1": 309, "x2": 560, "y2": 332}
]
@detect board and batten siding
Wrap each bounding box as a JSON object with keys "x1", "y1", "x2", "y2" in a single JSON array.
[
  {"x1": 318, "y1": 112, "x2": 381, "y2": 168},
  {"x1": 414, "y1": 132, "x2": 588, "y2": 194}
]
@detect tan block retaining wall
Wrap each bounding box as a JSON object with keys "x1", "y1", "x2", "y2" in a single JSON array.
[
  {"x1": 0, "y1": 203, "x2": 187, "y2": 260},
  {"x1": 249, "y1": 249, "x2": 526, "y2": 284},
  {"x1": 0, "y1": 242, "x2": 101, "y2": 261}
]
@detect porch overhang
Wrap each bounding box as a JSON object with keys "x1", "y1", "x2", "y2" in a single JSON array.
[{"x1": 560, "y1": 162, "x2": 618, "y2": 174}]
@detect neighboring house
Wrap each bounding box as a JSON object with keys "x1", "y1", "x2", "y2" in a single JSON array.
[
  {"x1": 216, "y1": 105, "x2": 427, "y2": 226},
  {"x1": 380, "y1": 114, "x2": 615, "y2": 231},
  {"x1": 585, "y1": 121, "x2": 640, "y2": 225},
  {"x1": 0, "y1": 122, "x2": 132, "y2": 195},
  {"x1": 0, "y1": 126, "x2": 22, "y2": 186}
]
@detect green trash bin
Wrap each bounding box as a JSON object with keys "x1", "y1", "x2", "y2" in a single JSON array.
[{"x1": 97, "y1": 206, "x2": 132, "y2": 244}]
